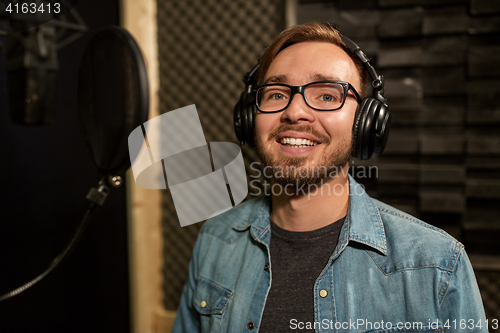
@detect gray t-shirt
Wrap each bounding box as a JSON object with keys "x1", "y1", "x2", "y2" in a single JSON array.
[{"x1": 259, "y1": 217, "x2": 345, "y2": 332}]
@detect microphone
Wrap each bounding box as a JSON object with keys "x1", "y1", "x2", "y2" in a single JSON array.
[
  {"x1": 1, "y1": 0, "x2": 87, "y2": 125},
  {"x1": 6, "y1": 21, "x2": 58, "y2": 125}
]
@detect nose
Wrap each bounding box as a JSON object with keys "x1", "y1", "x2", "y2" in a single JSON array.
[{"x1": 281, "y1": 92, "x2": 316, "y2": 124}]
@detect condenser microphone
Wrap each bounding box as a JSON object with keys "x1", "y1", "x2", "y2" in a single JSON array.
[
  {"x1": 3, "y1": 1, "x2": 86, "y2": 125},
  {"x1": 6, "y1": 21, "x2": 58, "y2": 125}
]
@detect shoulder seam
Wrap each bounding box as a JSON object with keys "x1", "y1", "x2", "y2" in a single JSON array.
[
  {"x1": 363, "y1": 244, "x2": 460, "y2": 275},
  {"x1": 438, "y1": 242, "x2": 464, "y2": 305},
  {"x1": 377, "y1": 206, "x2": 457, "y2": 241}
]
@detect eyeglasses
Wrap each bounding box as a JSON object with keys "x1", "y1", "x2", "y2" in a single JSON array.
[{"x1": 255, "y1": 81, "x2": 361, "y2": 113}]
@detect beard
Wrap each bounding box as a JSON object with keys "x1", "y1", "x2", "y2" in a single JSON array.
[{"x1": 255, "y1": 123, "x2": 352, "y2": 187}]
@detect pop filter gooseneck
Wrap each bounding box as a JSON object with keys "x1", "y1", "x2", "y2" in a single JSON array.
[{"x1": 0, "y1": 26, "x2": 149, "y2": 301}]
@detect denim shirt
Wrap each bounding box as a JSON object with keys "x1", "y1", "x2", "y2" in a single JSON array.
[{"x1": 173, "y1": 176, "x2": 487, "y2": 332}]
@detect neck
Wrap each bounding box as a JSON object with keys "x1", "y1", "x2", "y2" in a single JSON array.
[{"x1": 270, "y1": 165, "x2": 350, "y2": 232}]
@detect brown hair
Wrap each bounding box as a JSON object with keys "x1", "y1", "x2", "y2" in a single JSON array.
[{"x1": 257, "y1": 22, "x2": 369, "y2": 97}]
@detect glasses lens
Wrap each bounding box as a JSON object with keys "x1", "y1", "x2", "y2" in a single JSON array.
[
  {"x1": 256, "y1": 85, "x2": 291, "y2": 112},
  {"x1": 305, "y1": 82, "x2": 345, "y2": 110}
]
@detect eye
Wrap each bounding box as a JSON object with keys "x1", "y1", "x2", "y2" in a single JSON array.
[
  {"x1": 308, "y1": 83, "x2": 344, "y2": 105},
  {"x1": 315, "y1": 91, "x2": 341, "y2": 103},
  {"x1": 320, "y1": 94, "x2": 335, "y2": 102},
  {"x1": 271, "y1": 93, "x2": 286, "y2": 100},
  {"x1": 261, "y1": 87, "x2": 289, "y2": 102}
]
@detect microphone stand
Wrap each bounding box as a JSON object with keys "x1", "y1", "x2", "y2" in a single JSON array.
[{"x1": 0, "y1": 175, "x2": 122, "y2": 302}]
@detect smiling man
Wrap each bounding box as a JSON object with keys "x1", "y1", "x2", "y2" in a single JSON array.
[{"x1": 172, "y1": 23, "x2": 487, "y2": 333}]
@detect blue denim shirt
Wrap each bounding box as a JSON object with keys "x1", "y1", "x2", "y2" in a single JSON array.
[{"x1": 173, "y1": 176, "x2": 487, "y2": 332}]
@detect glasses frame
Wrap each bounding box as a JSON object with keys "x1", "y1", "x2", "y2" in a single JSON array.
[{"x1": 255, "y1": 80, "x2": 362, "y2": 113}]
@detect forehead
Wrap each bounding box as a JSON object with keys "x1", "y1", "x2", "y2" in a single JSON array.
[{"x1": 264, "y1": 41, "x2": 360, "y2": 90}]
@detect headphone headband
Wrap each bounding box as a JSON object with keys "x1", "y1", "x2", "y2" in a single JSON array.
[{"x1": 340, "y1": 35, "x2": 387, "y2": 107}]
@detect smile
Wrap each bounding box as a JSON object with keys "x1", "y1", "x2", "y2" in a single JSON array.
[{"x1": 279, "y1": 137, "x2": 319, "y2": 148}]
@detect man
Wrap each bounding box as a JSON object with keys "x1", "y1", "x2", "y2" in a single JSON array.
[{"x1": 173, "y1": 22, "x2": 487, "y2": 332}]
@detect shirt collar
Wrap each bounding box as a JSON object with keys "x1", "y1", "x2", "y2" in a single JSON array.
[
  {"x1": 232, "y1": 195, "x2": 271, "y2": 241},
  {"x1": 232, "y1": 175, "x2": 387, "y2": 255},
  {"x1": 342, "y1": 174, "x2": 387, "y2": 255}
]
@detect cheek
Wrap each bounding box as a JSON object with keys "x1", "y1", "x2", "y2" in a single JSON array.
[
  {"x1": 255, "y1": 113, "x2": 278, "y2": 140},
  {"x1": 320, "y1": 109, "x2": 356, "y2": 139}
]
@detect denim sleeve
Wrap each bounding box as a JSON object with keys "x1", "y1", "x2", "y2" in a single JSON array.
[
  {"x1": 171, "y1": 235, "x2": 201, "y2": 333},
  {"x1": 440, "y1": 247, "x2": 488, "y2": 332}
]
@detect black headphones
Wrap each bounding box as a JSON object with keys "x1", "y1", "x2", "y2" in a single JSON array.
[{"x1": 233, "y1": 35, "x2": 391, "y2": 160}]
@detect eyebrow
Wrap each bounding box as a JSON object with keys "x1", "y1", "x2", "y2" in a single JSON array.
[
  {"x1": 263, "y1": 75, "x2": 287, "y2": 84},
  {"x1": 312, "y1": 74, "x2": 342, "y2": 82},
  {"x1": 263, "y1": 74, "x2": 344, "y2": 85}
]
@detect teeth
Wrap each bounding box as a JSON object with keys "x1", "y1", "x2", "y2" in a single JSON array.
[{"x1": 279, "y1": 137, "x2": 318, "y2": 147}]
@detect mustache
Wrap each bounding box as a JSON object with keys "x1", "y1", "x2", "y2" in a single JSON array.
[{"x1": 267, "y1": 124, "x2": 330, "y2": 144}]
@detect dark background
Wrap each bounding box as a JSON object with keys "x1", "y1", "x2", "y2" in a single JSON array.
[{"x1": 0, "y1": 1, "x2": 130, "y2": 332}]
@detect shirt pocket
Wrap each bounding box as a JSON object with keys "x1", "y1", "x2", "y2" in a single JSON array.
[{"x1": 193, "y1": 275, "x2": 233, "y2": 316}]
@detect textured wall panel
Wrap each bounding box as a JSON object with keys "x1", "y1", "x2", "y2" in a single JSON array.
[
  {"x1": 423, "y1": 6, "x2": 468, "y2": 35},
  {"x1": 379, "y1": 8, "x2": 423, "y2": 38},
  {"x1": 380, "y1": 0, "x2": 467, "y2": 5},
  {"x1": 383, "y1": 128, "x2": 419, "y2": 155},
  {"x1": 378, "y1": 164, "x2": 418, "y2": 183},
  {"x1": 422, "y1": 37, "x2": 466, "y2": 66},
  {"x1": 157, "y1": 0, "x2": 285, "y2": 310},
  {"x1": 421, "y1": 96, "x2": 464, "y2": 125},
  {"x1": 378, "y1": 0, "x2": 424, "y2": 7},
  {"x1": 330, "y1": 10, "x2": 380, "y2": 39},
  {"x1": 468, "y1": 16, "x2": 500, "y2": 34},
  {"x1": 468, "y1": 46, "x2": 500, "y2": 77},
  {"x1": 420, "y1": 165, "x2": 466, "y2": 184},
  {"x1": 467, "y1": 130, "x2": 500, "y2": 155},
  {"x1": 378, "y1": 45, "x2": 423, "y2": 67},
  {"x1": 423, "y1": 67, "x2": 465, "y2": 95},
  {"x1": 466, "y1": 179, "x2": 500, "y2": 199},
  {"x1": 477, "y1": 271, "x2": 500, "y2": 332},
  {"x1": 419, "y1": 191, "x2": 466, "y2": 213},
  {"x1": 470, "y1": 0, "x2": 500, "y2": 15},
  {"x1": 467, "y1": 84, "x2": 500, "y2": 124}
]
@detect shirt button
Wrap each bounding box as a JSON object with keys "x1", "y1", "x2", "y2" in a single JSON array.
[
  {"x1": 200, "y1": 301, "x2": 207, "y2": 308},
  {"x1": 319, "y1": 289, "x2": 328, "y2": 298},
  {"x1": 247, "y1": 322, "x2": 255, "y2": 330},
  {"x1": 264, "y1": 264, "x2": 269, "y2": 271}
]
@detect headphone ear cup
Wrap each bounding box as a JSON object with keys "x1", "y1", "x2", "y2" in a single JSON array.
[
  {"x1": 233, "y1": 92, "x2": 246, "y2": 145},
  {"x1": 244, "y1": 91, "x2": 257, "y2": 148},
  {"x1": 373, "y1": 104, "x2": 391, "y2": 155},
  {"x1": 233, "y1": 89, "x2": 257, "y2": 147},
  {"x1": 352, "y1": 99, "x2": 367, "y2": 160},
  {"x1": 352, "y1": 98, "x2": 381, "y2": 160}
]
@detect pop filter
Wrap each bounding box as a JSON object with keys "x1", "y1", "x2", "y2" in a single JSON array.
[{"x1": 78, "y1": 25, "x2": 149, "y2": 179}]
